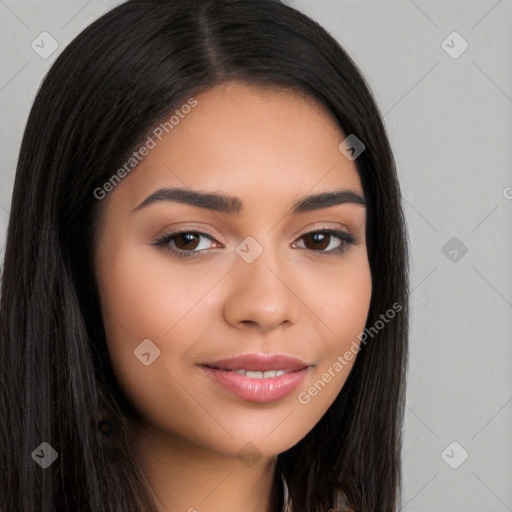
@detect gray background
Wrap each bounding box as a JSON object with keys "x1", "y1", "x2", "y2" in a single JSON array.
[{"x1": 1, "y1": 1, "x2": 511, "y2": 510}]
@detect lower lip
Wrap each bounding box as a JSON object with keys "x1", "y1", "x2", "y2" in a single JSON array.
[{"x1": 200, "y1": 366, "x2": 309, "y2": 403}]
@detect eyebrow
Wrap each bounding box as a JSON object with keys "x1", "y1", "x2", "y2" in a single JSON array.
[{"x1": 132, "y1": 187, "x2": 365, "y2": 215}]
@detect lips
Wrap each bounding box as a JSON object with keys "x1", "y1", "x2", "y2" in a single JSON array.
[
  {"x1": 199, "y1": 353, "x2": 312, "y2": 403},
  {"x1": 202, "y1": 353, "x2": 310, "y2": 372}
]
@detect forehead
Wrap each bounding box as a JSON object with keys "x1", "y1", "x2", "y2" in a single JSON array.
[{"x1": 111, "y1": 81, "x2": 363, "y2": 210}]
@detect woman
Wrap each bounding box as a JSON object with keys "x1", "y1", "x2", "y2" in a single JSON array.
[{"x1": 0, "y1": 1, "x2": 409, "y2": 511}]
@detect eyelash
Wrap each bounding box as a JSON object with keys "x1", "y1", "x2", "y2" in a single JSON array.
[{"x1": 150, "y1": 228, "x2": 356, "y2": 259}]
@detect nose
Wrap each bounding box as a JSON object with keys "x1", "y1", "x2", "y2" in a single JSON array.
[{"x1": 223, "y1": 245, "x2": 301, "y2": 332}]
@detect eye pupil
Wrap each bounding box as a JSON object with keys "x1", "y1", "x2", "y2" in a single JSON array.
[
  {"x1": 174, "y1": 233, "x2": 199, "y2": 250},
  {"x1": 304, "y1": 232, "x2": 329, "y2": 251}
]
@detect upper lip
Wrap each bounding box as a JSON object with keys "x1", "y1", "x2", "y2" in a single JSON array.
[{"x1": 202, "y1": 353, "x2": 311, "y2": 372}]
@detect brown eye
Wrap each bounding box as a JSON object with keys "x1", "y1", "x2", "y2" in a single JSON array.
[
  {"x1": 301, "y1": 232, "x2": 332, "y2": 251},
  {"x1": 173, "y1": 232, "x2": 201, "y2": 251},
  {"x1": 152, "y1": 231, "x2": 218, "y2": 258},
  {"x1": 294, "y1": 229, "x2": 356, "y2": 255},
  {"x1": 152, "y1": 228, "x2": 356, "y2": 259}
]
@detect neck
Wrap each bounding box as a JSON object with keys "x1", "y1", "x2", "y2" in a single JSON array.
[{"x1": 130, "y1": 419, "x2": 283, "y2": 512}]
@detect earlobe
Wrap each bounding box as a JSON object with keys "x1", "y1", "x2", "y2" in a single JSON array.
[{"x1": 92, "y1": 408, "x2": 123, "y2": 448}]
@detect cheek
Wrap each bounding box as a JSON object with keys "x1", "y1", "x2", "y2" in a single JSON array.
[
  {"x1": 94, "y1": 243, "x2": 221, "y2": 433},
  {"x1": 94, "y1": 240, "x2": 169, "y2": 378},
  {"x1": 307, "y1": 254, "x2": 372, "y2": 345},
  {"x1": 298, "y1": 255, "x2": 371, "y2": 401},
  {"x1": 95, "y1": 241, "x2": 231, "y2": 378},
  {"x1": 97, "y1": 241, "x2": 214, "y2": 335}
]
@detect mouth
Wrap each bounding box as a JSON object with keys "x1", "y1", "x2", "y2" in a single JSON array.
[
  {"x1": 199, "y1": 353, "x2": 312, "y2": 403},
  {"x1": 201, "y1": 352, "x2": 311, "y2": 372},
  {"x1": 207, "y1": 368, "x2": 293, "y2": 378}
]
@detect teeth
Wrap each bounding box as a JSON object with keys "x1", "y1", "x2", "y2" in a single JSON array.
[{"x1": 234, "y1": 369, "x2": 288, "y2": 378}]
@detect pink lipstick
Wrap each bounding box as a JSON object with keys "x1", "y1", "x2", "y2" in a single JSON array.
[{"x1": 199, "y1": 353, "x2": 311, "y2": 403}]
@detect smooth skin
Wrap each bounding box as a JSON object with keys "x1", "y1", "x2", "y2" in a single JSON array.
[{"x1": 93, "y1": 81, "x2": 372, "y2": 512}]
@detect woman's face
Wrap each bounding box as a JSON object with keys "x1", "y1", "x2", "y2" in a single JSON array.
[{"x1": 93, "y1": 81, "x2": 372, "y2": 459}]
